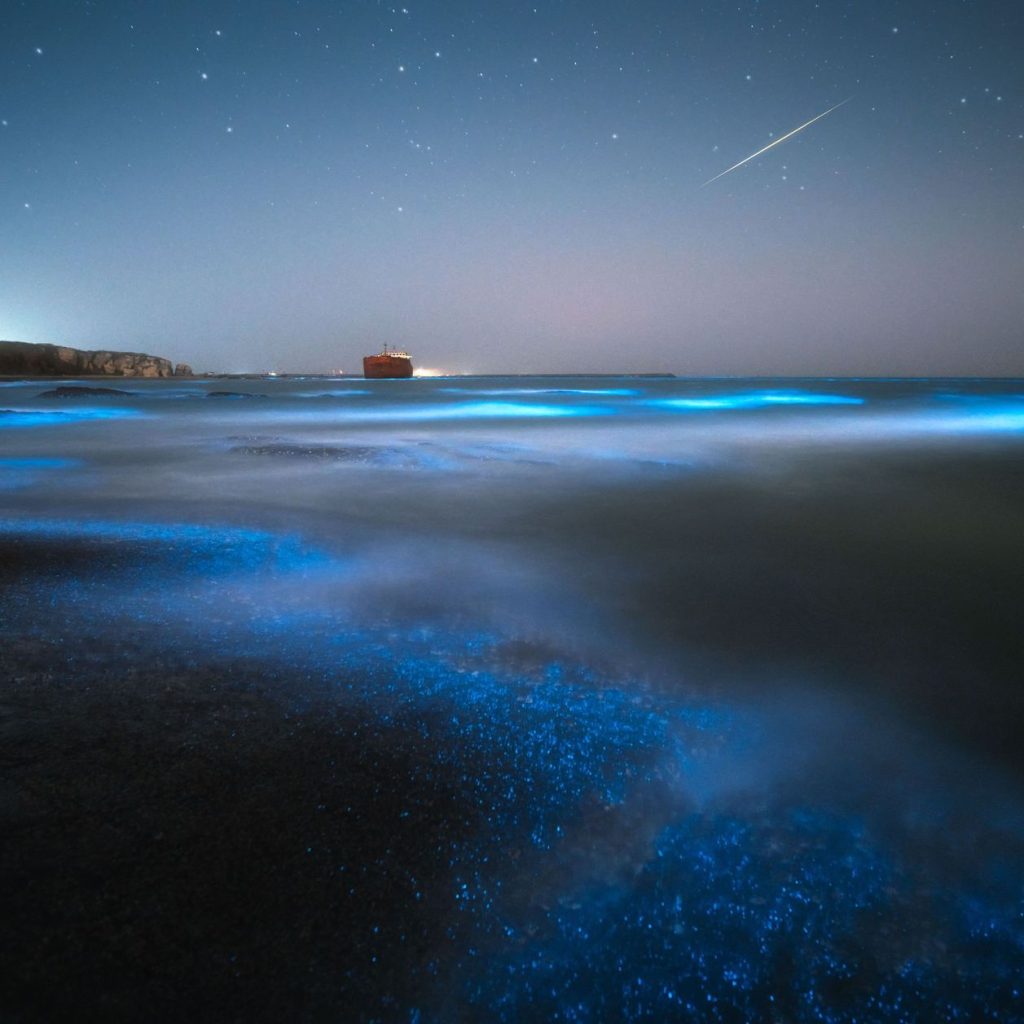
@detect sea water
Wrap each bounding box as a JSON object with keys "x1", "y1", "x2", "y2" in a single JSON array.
[{"x1": 2, "y1": 376, "x2": 1022, "y2": 1021}]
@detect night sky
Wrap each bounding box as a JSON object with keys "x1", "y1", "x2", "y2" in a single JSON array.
[{"x1": 2, "y1": 1, "x2": 1022, "y2": 375}]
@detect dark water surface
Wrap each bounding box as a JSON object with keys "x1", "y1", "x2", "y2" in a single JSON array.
[{"x1": 2, "y1": 376, "x2": 1023, "y2": 1021}]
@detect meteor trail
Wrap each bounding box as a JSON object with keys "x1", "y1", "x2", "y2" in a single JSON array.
[{"x1": 701, "y1": 98, "x2": 851, "y2": 187}]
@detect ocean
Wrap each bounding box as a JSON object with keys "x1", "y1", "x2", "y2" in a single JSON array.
[{"x1": 2, "y1": 375, "x2": 1023, "y2": 1021}]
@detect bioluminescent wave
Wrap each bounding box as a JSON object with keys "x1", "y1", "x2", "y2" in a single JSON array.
[
  {"x1": 0, "y1": 407, "x2": 147, "y2": 427},
  {"x1": 440, "y1": 387, "x2": 641, "y2": 396},
  {"x1": 0, "y1": 457, "x2": 79, "y2": 470},
  {"x1": 364, "y1": 400, "x2": 599, "y2": 420},
  {"x1": 655, "y1": 390, "x2": 864, "y2": 410}
]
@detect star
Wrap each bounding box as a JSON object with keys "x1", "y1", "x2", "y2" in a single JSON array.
[
  {"x1": 200, "y1": 72, "x2": 209, "y2": 80},
  {"x1": 34, "y1": 47, "x2": 44, "y2": 55}
]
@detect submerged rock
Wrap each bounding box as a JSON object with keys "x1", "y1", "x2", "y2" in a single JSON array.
[
  {"x1": 37, "y1": 386, "x2": 132, "y2": 398},
  {"x1": 231, "y1": 443, "x2": 390, "y2": 461}
]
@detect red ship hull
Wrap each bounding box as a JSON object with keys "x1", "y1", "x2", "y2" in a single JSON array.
[{"x1": 363, "y1": 354, "x2": 413, "y2": 379}]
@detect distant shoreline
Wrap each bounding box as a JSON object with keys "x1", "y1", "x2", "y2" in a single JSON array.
[
  {"x1": 6, "y1": 372, "x2": 1024, "y2": 382},
  {"x1": 0, "y1": 371, "x2": 677, "y2": 381}
]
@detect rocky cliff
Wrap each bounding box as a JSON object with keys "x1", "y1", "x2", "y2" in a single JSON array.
[{"x1": 0, "y1": 340, "x2": 191, "y2": 377}]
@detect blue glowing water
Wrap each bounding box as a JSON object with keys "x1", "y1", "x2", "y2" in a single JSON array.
[
  {"x1": 2, "y1": 375, "x2": 1023, "y2": 1021},
  {"x1": 0, "y1": 406, "x2": 145, "y2": 427},
  {"x1": 0, "y1": 457, "x2": 81, "y2": 490}
]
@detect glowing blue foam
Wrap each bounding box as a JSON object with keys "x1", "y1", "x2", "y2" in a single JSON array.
[
  {"x1": 0, "y1": 408, "x2": 146, "y2": 428},
  {"x1": 441, "y1": 388, "x2": 641, "y2": 397},
  {"x1": 926, "y1": 395, "x2": 1024, "y2": 433},
  {"x1": 0, "y1": 457, "x2": 80, "y2": 469},
  {"x1": 656, "y1": 391, "x2": 864, "y2": 411},
  {"x1": 5, "y1": 523, "x2": 1021, "y2": 1023},
  {"x1": 0, "y1": 517, "x2": 330, "y2": 576},
  {"x1": 289, "y1": 401, "x2": 605, "y2": 422},
  {"x1": 438, "y1": 401, "x2": 596, "y2": 419}
]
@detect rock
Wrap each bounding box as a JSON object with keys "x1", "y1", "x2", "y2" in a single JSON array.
[
  {"x1": 173, "y1": 363, "x2": 193, "y2": 377},
  {"x1": 38, "y1": 386, "x2": 132, "y2": 398},
  {"x1": 231, "y1": 444, "x2": 386, "y2": 461},
  {"x1": 0, "y1": 340, "x2": 177, "y2": 378}
]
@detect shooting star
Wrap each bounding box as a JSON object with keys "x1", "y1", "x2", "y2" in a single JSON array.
[{"x1": 701, "y1": 98, "x2": 851, "y2": 187}]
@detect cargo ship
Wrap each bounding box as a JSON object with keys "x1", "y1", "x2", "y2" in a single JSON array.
[{"x1": 363, "y1": 345, "x2": 413, "y2": 379}]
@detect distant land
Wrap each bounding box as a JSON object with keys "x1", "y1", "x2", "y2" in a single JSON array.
[
  {"x1": 0, "y1": 340, "x2": 682, "y2": 379},
  {"x1": 0, "y1": 340, "x2": 192, "y2": 378}
]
